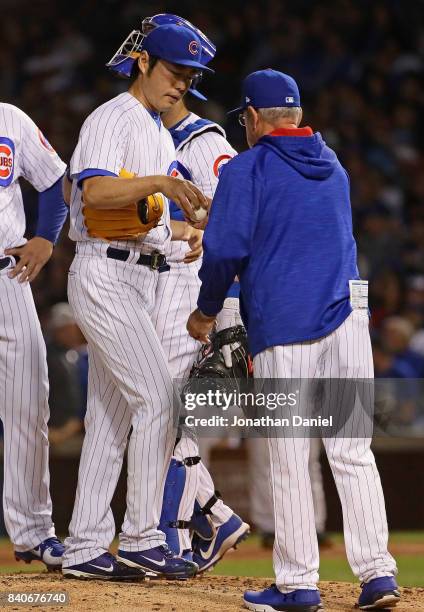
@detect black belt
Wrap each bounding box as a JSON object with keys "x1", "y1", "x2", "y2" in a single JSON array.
[
  {"x1": 0, "y1": 255, "x2": 20, "y2": 271},
  {"x1": 106, "y1": 247, "x2": 170, "y2": 272}
]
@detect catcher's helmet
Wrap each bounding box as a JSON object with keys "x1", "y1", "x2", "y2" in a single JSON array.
[{"x1": 106, "y1": 13, "x2": 216, "y2": 100}]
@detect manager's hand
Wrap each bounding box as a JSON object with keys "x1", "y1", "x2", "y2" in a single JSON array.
[{"x1": 187, "y1": 308, "x2": 216, "y2": 343}]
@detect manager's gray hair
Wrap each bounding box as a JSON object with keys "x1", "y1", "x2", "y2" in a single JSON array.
[{"x1": 258, "y1": 106, "x2": 302, "y2": 125}]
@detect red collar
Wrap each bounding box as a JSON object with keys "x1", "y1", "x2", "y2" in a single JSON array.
[{"x1": 269, "y1": 126, "x2": 313, "y2": 137}]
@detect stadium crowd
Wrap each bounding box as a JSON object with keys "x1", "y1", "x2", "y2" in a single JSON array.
[{"x1": 3, "y1": 0, "x2": 424, "y2": 431}]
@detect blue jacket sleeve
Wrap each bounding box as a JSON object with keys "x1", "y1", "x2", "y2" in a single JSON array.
[
  {"x1": 36, "y1": 173, "x2": 68, "y2": 244},
  {"x1": 197, "y1": 159, "x2": 259, "y2": 316}
]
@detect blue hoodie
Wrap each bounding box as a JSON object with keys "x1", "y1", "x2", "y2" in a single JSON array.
[{"x1": 197, "y1": 127, "x2": 359, "y2": 357}]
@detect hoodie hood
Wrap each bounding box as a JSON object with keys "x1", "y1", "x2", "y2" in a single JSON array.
[{"x1": 258, "y1": 129, "x2": 337, "y2": 180}]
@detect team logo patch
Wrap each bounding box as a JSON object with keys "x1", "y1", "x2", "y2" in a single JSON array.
[
  {"x1": 188, "y1": 40, "x2": 199, "y2": 56},
  {"x1": 38, "y1": 129, "x2": 55, "y2": 153},
  {"x1": 0, "y1": 137, "x2": 15, "y2": 187},
  {"x1": 213, "y1": 154, "x2": 232, "y2": 178},
  {"x1": 167, "y1": 160, "x2": 191, "y2": 180}
]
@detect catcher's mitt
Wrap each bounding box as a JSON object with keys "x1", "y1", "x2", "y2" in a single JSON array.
[
  {"x1": 181, "y1": 325, "x2": 253, "y2": 400},
  {"x1": 83, "y1": 168, "x2": 164, "y2": 240}
]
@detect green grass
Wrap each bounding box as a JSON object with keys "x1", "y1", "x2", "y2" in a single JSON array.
[
  {"x1": 213, "y1": 555, "x2": 424, "y2": 587},
  {"x1": 211, "y1": 533, "x2": 424, "y2": 587}
]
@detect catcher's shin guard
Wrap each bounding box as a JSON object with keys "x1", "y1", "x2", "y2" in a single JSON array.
[
  {"x1": 190, "y1": 493, "x2": 222, "y2": 541},
  {"x1": 159, "y1": 457, "x2": 201, "y2": 556}
]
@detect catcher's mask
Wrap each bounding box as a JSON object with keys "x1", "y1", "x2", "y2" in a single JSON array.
[{"x1": 106, "y1": 13, "x2": 216, "y2": 100}]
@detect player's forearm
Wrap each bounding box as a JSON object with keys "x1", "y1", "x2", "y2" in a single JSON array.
[
  {"x1": 170, "y1": 220, "x2": 190, "y2": 241},
  {"x1": 83, "y1": 175, "x2": 163, "y2": 209}
]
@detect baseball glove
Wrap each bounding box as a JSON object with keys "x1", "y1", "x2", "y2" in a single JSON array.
[{"x1": 83, "y1": 168, "x2": 164, "y2": 240}]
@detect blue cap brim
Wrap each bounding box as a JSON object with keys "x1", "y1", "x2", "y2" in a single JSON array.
[
  {"x1": 171, "y1": 58, "x2": 214, "y2": 73},
  {"x1": 189, "y1": 88, "x2": 208, "y2": 101}
]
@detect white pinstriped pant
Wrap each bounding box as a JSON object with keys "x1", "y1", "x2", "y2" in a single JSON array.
[
  {"x1": 254, "y1": 309, "x2": 397, "y2": 589},
  {"x1": 0, "y1": 267, "x2": 55, "y2": 550},
  {"x1": 247, "y1": 436, "x2": 326, "y2": 535},
  {"x1": 63, "y1": 251, "x2": 177, "y2": 566},
  {"x1": 151, "y1": 259, "x2": 233, "y2": 552}
]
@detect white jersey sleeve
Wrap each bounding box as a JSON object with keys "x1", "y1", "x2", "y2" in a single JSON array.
[
  {"x1": 70, "y1": 102, "x2": 129, "y2": 181},
  {"x1": 18, "y1": 109, "x2": 66, "y2": 191},
  {"x1": 182, "y1": 131, "x2": 237, "y2": 199}
]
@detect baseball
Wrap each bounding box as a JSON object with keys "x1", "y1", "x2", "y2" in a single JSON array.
[{"x1": 191, "y1": 206, "x2": 208, "y2": 222}]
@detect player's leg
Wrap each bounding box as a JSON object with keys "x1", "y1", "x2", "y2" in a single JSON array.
[
  {"x1": 153, "y1": 261, "x2": 249, "y2": 569},
  {"x1": 152, "y1": 261, "x2": 202, "y2": 556},
  {"x1": 0, "y1": 272, "x2": 62, "y2": 568},
  {"x1": 151, "y1": 260, "x2": 202, "y2": 382},
  {"x1": 247, "y1": 437, "x2": 275, "y2": 546},
  {"x1": 252, "y1": 344, "x2": 322, "y2": 591},
  {"x1": 244, "y1": 344, "x2": 324, "y2": 612},
  {"x1": 63, "y1": 349, "x2": 132, "y2": 566},
  {"x1": 159, "y1": 433, "x2": 200, "y2": 557},
  {"x1": 64, "y1": 255, "x2": 180, "y2": 567},
  {"x1": 321, "y1": 310, "x2": 397, "y2": 588},
  {"x1": 247, "y1": 436, "x2": 328, "y2": 550}
]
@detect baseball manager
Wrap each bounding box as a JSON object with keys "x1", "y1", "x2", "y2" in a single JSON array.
[{"x1": 187, "y1": 69, "x2": 400, "y2": 612}]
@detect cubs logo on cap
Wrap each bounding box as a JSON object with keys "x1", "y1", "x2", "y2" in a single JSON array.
[
  {"x1": 0, "y1": 137, "x2": 15, "y2": 187},
  {"x1": 140, "y1": 25, "x2": 214, "y2": 73},
  {"x1": 188, "y1": 40, "x2": 199, "y2": 56}
]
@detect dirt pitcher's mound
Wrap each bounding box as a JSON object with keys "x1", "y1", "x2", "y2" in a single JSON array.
[{"x1": 0, "y1": 574, "x2": 422, "y2": 611}]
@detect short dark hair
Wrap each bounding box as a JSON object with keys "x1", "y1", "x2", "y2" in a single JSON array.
[{"x1": 130, "y1": 54, "x2": 159, "y2": 81}]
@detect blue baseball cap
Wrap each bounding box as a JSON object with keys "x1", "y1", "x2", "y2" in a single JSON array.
[
  {"x1": 141, "y1": 24, "x2": 214, "y2": 73},
  {"x1": 228, "y1": 69, "x2": 300, "y2": 114}
]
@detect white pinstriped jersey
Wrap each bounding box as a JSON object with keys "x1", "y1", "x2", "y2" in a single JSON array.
[
  {"x1": 167, "y1": 112, "x2": 236, "y2": 261},
  {"x1": 173, "y1": 113, "x2": 236, "y2": 198},
  {"x1": 69, "y1": 92, "x2": 175, "y2": 252},
  {"x1": 0, "y1": 103, "x2": 66, "y2": 257}
]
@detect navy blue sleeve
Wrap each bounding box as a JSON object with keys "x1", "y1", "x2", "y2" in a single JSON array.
[
  {"x1": 36, "y1": 173, "x2": 68, "y2": 244},
  {"x1": 197, "y1": 159, "x2": 259, "y2": 316}
]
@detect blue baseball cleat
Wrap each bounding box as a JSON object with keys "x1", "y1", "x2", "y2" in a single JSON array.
[
  {"x1": 117, "y1": 543, "x2": 198, "y2": 579},
  {"x1": 62, "y1": 552, "x2": 145, "y2": 581},
  {"x1": 15, "y1": 537, "x2": 64, "y2": 571},
  {"x1": 243, "y1": 584, "x2": 323, "y2": 612},
  {"x1": 192, "y1": 512, "x2": 250, "y2": 572},
  {"x1": 357, "y1": 577, "x2": 400, "y2": 610}
]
